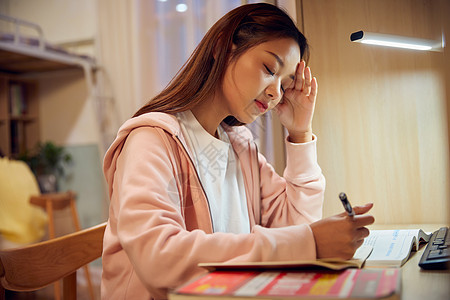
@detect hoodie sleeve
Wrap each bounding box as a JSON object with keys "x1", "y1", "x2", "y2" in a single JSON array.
[
  {"x1": 259, "y1": 135, "x2": 326, "y2": 228},
  {"x1": 103, "y1": 126, "x2": 317, "y2": 299}
]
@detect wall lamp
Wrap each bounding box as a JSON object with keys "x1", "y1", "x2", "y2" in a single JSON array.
[{"x1": 350, "y1": 30, "x2": 444, "y2": 52}]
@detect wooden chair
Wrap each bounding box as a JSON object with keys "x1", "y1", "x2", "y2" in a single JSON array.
[
  {"x1": 29, "y1": 190, "x2": 95, "y2": 300},
  {"x1": 0, "y1": 222, "x2": 106, "y2": 300}
]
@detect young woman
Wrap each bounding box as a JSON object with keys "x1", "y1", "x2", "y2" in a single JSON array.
[{"x1": 101, "y1": 3, "x2": 374, "y2": 299}]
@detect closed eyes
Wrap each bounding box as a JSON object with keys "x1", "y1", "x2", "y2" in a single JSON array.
[
  {"x1": 264, "y1": 64, "x2": 285, "y2": 93},
  {"x1": 264, "y1": 64, "x2": 275, "y2": 76}
]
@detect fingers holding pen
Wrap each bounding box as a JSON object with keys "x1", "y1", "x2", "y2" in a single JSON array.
[
  {"x1": 339, "y1": 193, "x2": 374, "y2": 221},
  {"x1": 353, "y1": 203, "x2": 374, "y2": 215},
  {"x1": 347, "y1": 204, "x2": 375, "y2": 235},
  {"x1": 347, "y1": 205, "x2": 374, "y2": 255},
  {"x1": 310, "y1": 200, "x2": 375, "y2": 259},
  {"x1": 311, "y1": 215, "x2": 368, "y2": 259},
  {"x1": 344, "y1": 203, "x2": 375, "y2": 238},
  {"x1": 345, "y1": 204, "x2": 375, "y2": 225}
]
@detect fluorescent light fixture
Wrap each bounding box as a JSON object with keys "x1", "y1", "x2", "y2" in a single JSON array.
[{"x1": 350, "y1": 30, "x2": 444, "y2": 51}]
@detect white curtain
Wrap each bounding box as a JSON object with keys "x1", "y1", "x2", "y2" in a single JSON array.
[{"x1": 96, "y1": 0, "x2": 298, "y2": 173}]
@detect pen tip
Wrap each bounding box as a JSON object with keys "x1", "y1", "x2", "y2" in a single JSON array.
[{"x1": 339, "y1": 192, "x2": 347, "y2": 200}]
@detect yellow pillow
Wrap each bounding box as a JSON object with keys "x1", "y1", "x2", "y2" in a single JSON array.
[{"x1": 0, "y1": 157, "x2": 48, "y2": 244}]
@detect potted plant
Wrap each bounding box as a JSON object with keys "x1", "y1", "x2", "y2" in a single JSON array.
[{"x1": 18, "y1": 141, "x2": 73, "y2": 193}]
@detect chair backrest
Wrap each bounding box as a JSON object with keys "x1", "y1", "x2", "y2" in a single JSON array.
[{"x1": 0, "y1": 222, "x2": 106, "y2": 300}]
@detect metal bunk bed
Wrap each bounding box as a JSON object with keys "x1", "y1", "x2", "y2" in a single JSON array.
[
  {"x1": 0, "y1": 14, "x2": 116, "y2": 156},
  {"x1": 0, "y1": 14, "x2": 96, "y2": 92}
]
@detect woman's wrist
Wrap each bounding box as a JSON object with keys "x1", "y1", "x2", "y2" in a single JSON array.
[{"x1": 287, "y1": 130, "x2": 313, "y2": 143}]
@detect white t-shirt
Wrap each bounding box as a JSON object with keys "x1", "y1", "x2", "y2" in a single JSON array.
[{"x1": 176, "y1": 110, "x2": 250, "y2": 234}]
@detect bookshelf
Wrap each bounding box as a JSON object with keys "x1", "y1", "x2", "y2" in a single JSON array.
[{"x1": 0, "y1": 75, "x2": 39, "y2": 158}]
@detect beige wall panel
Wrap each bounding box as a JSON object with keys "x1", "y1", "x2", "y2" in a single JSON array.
[
  {"x1": 439, "y1": 0, "x2": 450, "y2": 225},
  {"x1": 38, "y1": 70, "x2": 99, "y2": 146},
  {"x1": 301, "y1": 0, "x2": 449, "y2": 224}
]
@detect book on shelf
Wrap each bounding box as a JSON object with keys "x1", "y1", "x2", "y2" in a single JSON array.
[
  {"x1": 363, "y1": 228, "x2": 431, "y2": 267},
  {"x1": 9, "y1": 83, "x2": 27, "y2": 117},
  {"x1": 169, "y1": 268, "x2": 401, "y2": 300}
]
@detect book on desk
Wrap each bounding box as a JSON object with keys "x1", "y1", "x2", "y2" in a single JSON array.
[{"x1": 169, "y1": 268, "x2": 401, "y2": 300}]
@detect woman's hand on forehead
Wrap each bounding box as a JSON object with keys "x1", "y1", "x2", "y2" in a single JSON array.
[{"x1": 274, "y1": 60, "x2": 318, "y2": 143}]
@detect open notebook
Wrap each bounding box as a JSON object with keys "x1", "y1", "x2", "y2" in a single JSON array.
[{"x1": 362, "y1": 228, "x2": 431, "y2": 267}]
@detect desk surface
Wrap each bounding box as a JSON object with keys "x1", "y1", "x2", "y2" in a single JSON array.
[{"x1": 370, "y1": 224, "x2": 450, "y2": 300}]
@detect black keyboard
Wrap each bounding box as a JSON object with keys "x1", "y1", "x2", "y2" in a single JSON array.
[{"x1": 418, "y1": 226, "x2": 450, "y2": 270}]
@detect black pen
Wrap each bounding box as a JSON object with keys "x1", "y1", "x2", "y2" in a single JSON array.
[{"x1": 339, "y1": 192, "x2": 355, "y2": 217}]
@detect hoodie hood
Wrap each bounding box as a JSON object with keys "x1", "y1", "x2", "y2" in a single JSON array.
[{"x1": 103, "y1": 112, "x2": 255, "y2": 198}]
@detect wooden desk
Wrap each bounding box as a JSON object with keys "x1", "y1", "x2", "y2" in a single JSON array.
[{"x1": 370, "y1": 224, "x2": 450, "y2": 300}]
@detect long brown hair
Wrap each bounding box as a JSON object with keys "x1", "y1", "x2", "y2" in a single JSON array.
[{"x1": 133, "y1": 3, "x2": 309, "y2": 126}]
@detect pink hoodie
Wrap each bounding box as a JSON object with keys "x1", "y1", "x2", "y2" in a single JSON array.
[{"x1": 101, "y1": 112, "x2": 325, "y2": 299}]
